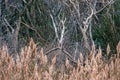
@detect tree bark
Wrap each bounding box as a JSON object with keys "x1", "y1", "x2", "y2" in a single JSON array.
[{"x1": 0, "y1": 0, "x2": 23, "y2": 54}]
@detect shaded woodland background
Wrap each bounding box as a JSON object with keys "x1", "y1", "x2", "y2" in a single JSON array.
[{"x1": 0, "y1": 0, "x2": 120, "y2": 60}]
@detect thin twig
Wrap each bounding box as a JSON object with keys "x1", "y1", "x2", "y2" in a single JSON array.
[
  {"x1": 95, "y1": 0, "x2": 115, "y2": 14},
  {"x1": 21, "y1": 22, "x2": 45, "y2": 41},
  {"x1": 62, "y1": 49, "x2": 77, "y2": 64},
  {"x1": 45, "y1": 47, "x2": 59, "y2": 55},
  {"x1": 4, "y1": 18, "x2": 14, "y2": 33},
  {"x1": 45, "y1": 47, "x2": 77, "y2": 64}
]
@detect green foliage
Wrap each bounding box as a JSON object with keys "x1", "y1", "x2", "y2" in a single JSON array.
[{"x1": 93, "y1": 0, "x2": 120, "y2": 53}]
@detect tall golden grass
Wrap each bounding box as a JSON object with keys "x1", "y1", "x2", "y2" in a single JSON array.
[{"x1": 0, "y1": 39, "x2": 120, "y2": 80}]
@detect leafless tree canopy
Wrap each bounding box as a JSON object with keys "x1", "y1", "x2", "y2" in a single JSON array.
[{"x1": 0, "y1": 0, "x2": 117, "y2": 65}]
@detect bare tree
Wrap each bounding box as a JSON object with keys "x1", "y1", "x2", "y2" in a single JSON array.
[
  {"x1": 44, "y1": 0, "x2": 115, "y2": 66},
  {"x1": 0, "y1": 0, "x2": 24, "y2": 54}
]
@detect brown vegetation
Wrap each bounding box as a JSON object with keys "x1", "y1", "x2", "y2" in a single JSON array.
[{"x1": 0, "y1": 39, "x2": 120, "y2": 80}]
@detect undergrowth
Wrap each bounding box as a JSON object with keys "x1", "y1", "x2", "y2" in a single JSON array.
[{"x1": 0, "y1": 39, "x2": 120, "y2": 80}]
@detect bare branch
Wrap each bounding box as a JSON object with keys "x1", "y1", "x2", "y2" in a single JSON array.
[
  {"x1": 83, "y1": 7, "x2": 94, "y2": 27},
  {"x1": 45, "y1": 47, "x2": 59, "y2": 55},
  {"x1": 95, "y1": 0, "x2": 115, "y2": 14},
  {"x1": 4, "y1": 18, "x2": 14, "y2": 33},
  {"x1": 50, "y1": 14, "x2": 59, "y2": 41},
  {"x1": 21, "y1": 22, "x2": 45, "y2": 41},
  {"x1": 59, "y1": 18, "x2": 66, "y2": 45},
  {"x1": 62, "y1": 49, "x2": 77, "y2": 64}
]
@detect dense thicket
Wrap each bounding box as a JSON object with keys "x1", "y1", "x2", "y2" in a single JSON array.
[{"x1": 0, "y1": 0, "x2": 120, "y2": 58}]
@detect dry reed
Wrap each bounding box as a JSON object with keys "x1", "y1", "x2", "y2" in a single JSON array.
[{"x1": 0, "y1": 39, "x2": 120, "y2": 80}]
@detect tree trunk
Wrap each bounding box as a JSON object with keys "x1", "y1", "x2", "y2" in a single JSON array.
[{"x1": 0, "y1": 0, "x2": 23, "y2": 54}]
